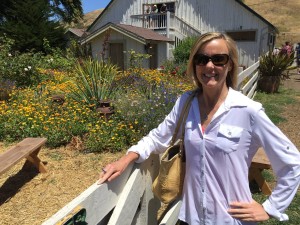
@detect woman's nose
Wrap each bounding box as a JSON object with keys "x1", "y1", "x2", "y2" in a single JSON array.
[{"x1": 206, "y1": 59, "x2": 215, "y2": 67}]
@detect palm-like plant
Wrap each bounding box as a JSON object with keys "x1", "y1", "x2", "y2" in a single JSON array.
[
  {"x1": 258, "y1": 51, "x2": 295, "y2": 93},
  {"x1": 68, "y1": 58, "x2": 120, "y2": 109}
]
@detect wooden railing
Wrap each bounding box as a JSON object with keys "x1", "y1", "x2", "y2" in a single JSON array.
[
  {"x1": 42, "y1": 62, "x2": 260, "y2": 225},
  {"x1": 131, "y1": 12, "x2": 174, "y2": 30},
  {"x1": 130, "y1": 12, "x2": 201, "y2": 38},
  {"x1": 237, "y1": 61, "x2": 260, "y2": 99}
]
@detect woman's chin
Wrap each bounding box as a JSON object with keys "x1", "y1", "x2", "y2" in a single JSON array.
[{"x1": 201, "y1": 77, "x2": 218, "y2": 87}]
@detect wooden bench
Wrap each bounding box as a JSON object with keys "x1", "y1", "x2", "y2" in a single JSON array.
[
  {"x1": 249, "y1": 148, "x2": 272, "y2": 195},
  {"x1": 0, "y1": 137, "x2": 47, "y2": 175}
]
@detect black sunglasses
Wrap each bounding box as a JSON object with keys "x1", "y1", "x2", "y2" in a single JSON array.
[{"x1": 193, "y1": 54, "x2": 230, "y2": 66}]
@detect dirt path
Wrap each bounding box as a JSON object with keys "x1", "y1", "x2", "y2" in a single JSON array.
[
  {"x1": 283, "y1": 70, "x2": 300, "y2": 92},
  {"x1": 0, "y1": 78, "x2": 299, "y2": 225},
  {"x1": 279, "y1": 70, "x2": 300, "y2": 148}
]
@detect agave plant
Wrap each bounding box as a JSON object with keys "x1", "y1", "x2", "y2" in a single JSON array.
[
  {"x1": 258, "y1": 51, "x2": 295, "y2": 93},
  {"x1": 68, "y1": 58, "x2": 120, "y2": 109}
]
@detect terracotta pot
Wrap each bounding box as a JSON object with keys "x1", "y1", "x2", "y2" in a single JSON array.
[{"x1": 257, "y1": 76, "x2": 281, "y2": 93}]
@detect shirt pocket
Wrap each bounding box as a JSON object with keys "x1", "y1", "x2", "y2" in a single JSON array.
[{"x1": 215, "y1": 124, "x2": 244, "y2": 153}]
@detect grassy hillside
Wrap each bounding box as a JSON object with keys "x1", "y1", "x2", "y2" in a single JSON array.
[
  {"x1": 244, "y1": 0, "x2": 300, "y2": 46},
  {"x1": 82, "y1": 9, "x2": 103, "y2": 28},
  {"x1": 69, "y1": 8, "x2": 103, "y2": 29}
]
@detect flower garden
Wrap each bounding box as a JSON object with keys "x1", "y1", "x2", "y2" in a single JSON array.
[{"x1": 0, "y1": 37, "x2": 194, "y2": 153}]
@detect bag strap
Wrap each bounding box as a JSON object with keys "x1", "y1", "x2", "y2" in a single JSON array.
[{"x1": 170, "y1": 89, "x2": 199, "y2": 145}]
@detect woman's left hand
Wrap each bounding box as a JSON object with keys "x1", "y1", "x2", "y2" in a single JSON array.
[{"x1": 228, "y1": 200, "x2": 270, "y2": 222}]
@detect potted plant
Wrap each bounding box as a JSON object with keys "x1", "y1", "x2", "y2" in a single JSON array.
[{"x1": 258, "y1": 51, "x2": 295, "y2": 93}]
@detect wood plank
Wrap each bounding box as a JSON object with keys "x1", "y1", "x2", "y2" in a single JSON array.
[
  {"x1": 108, "y1": 165, "x2": 145, "y2": 225},
  {"x1": 26, "y1": 149, "x2": 47, "y2": 173},
  {"x1": 237, "y1": 61, "x2": 259, "y2": 88},
  {"x1": 251, "y1": 148, "x2": 271, "y2": 169},
  {"x1": 42, "y1": 163, "x2": 134, "y2": 225},
  {"x1": 249, "y1": 148, "x2": 272, "y2": 195},
  {"x1": 159, "y1": 200, "x2": 182, "y2": 225},
  {"x1": 0, "y1": 137, "x2": 47, "y2": 175},
  {"x1": 249, "y1": 167, "x2": 272, "y2": 195},
  {"x1": 108, "y1": 154, "x2": 160, "y2": 225},
  {"x1": 137, "y1": 154, "x2": 161, "y2": 225}
]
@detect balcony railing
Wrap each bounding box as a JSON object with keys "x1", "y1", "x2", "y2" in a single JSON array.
[
  {"x1": 131, "y1": 12, "x2": 201, "y2": 38},
  {"x1": 131, "y1": 12, "x2": 174, "y2": 31}
]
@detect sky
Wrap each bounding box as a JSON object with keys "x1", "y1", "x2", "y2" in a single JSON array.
[{"x1": 82, "y1": 0, "x2": 110, "y2": 14}]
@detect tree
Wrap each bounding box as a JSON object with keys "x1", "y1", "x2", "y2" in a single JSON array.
[
  {"x1": 0, "y1": 0, "x2": 83, "y2": 24},
  {"x1": 0, "y1": 0, "x2": 67, "y2": 52}
]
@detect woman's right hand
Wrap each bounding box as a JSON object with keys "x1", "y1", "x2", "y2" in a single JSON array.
[{"x1": 97, "y1": 152, "x2": 139, "y2": 184}]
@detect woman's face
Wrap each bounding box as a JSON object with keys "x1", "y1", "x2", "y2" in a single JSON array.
[{"x1": 194, "y1": 39, "x2": 232, "y2": 90}]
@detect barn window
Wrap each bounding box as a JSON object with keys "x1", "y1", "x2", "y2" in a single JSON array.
[{"x1": 226, "y1": 30, "x2": 256, "y2": 41}]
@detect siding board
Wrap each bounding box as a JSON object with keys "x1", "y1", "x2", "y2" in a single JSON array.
[{"x1": 86, "y1": 0, "x2": 276, "y2": 67}]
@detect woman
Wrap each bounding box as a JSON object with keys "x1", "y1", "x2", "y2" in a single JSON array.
[
  {"x1": 98, "y1": 32, "x2": 300, "y2": 224},
  {"x1": 296, "y1": 42, "x2": 300, "y2": 74}
]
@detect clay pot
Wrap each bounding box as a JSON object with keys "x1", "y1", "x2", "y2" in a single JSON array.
[{"x1": 257, "y1": 76, "x2": 281, "y2": 93}]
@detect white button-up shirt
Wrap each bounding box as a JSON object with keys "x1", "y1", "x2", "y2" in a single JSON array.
[{"x1": 128, "y1": 88, "x2": 300, "y2": 225}]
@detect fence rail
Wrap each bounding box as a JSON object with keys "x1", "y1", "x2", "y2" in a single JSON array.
[{"x1": 42, "y1": 62, "x2": 260, "y2": 225}]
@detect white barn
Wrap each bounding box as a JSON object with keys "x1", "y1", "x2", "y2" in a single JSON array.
[{"x1": 81, "y1": 0, "x2": 277, "y2": 70}]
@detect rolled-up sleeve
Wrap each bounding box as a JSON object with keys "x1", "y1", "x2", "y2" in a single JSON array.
[
  {"x1": 253, "y1": 109, "x2": 300, "y2": 220},
  {"x1": 127, "y1": 92, "x2": 190, "y2": 163}
]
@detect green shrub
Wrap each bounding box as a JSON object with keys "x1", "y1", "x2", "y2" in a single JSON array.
[
  {"x1": 160, "y1": 59, "x2": 187, "y2": 76},
  {"x1": 173, "y1": 36, "x2": 198, "y2": 63},
  {"x1": 117, "y1": 82, "x2": 178, "y2": 136},
  {"x1": 126, "y1": 49, "x2": 151, "y2": 69},
  {"x1": 0, "y1": 35, "x2": 77, "y2": 87},
  {"x1": 39, "y1": 39, "x2": 77, "y2": 72},
  {"x1": 0, "y1": 36, "x2": 42, "y2": 87}
]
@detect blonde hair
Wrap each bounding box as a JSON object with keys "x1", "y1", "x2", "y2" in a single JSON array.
[{"x1": 186, "y1": 32, "x2": 239, "y2": 90}]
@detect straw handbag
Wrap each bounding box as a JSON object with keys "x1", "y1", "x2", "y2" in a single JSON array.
[{"x1": 152, "y1": 91, "x2": 197, "y2": 204}]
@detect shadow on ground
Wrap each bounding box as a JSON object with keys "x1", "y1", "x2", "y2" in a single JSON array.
[{"x1": 0, "y1": 164, "x2": 39, "y2": 206}]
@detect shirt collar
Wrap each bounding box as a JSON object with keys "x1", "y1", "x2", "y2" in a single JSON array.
[{"x1": 223, "y1": 87, "x2": 248, "y2": 110}]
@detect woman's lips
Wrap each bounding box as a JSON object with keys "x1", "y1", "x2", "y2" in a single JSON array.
[{"x1": 203, "y1": 73, "x2": 217, "y2": 78}]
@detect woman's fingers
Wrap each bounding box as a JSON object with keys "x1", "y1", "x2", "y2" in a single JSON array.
[
  {"x1": 97, "y1": 152, "x2": 139, "y2": 185},
  {"x1": 228, "y1": 200, "x2": 269, "y2": 222},
  {"x1": 97, "y1": 160, "x2": 125, "y2": 184},
  {"x1": 97, "y1": 163, "x2": 115, "y2": 184}
]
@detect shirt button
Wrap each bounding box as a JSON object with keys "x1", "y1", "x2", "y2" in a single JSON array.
[
  {"x1": 202, "y1": 189, "x2": 204, "y2": 192},
  {"x1": 287, "y1": 146, "x2": 290, "y2": 150},
  {"x1": 228, "y1": 131, "x2": 232, "y2": 136}
]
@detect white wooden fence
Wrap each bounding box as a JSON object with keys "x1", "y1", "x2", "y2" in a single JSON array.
[{"x1": 42, "y1": 61, "x2": 260, "y2": 225}]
